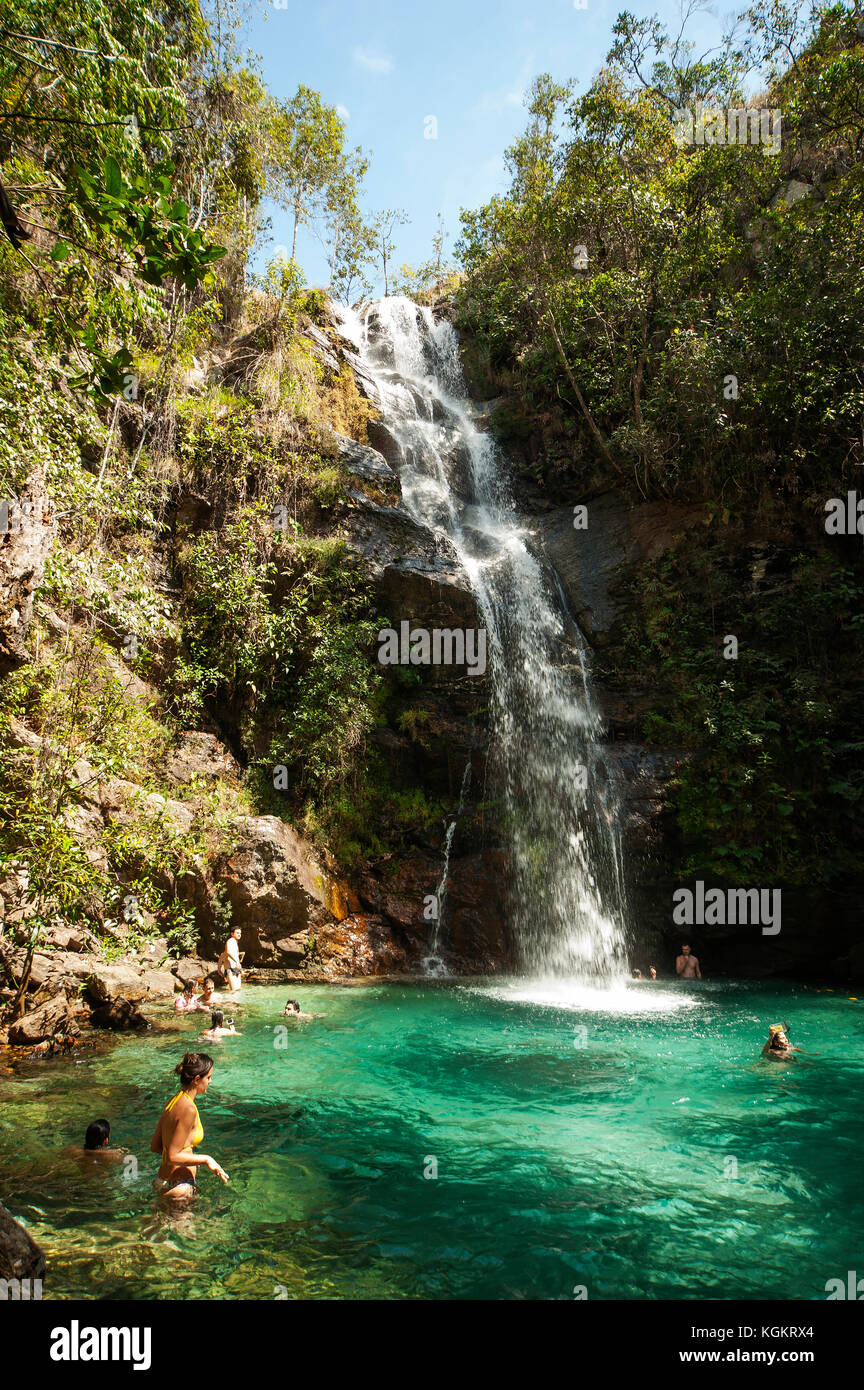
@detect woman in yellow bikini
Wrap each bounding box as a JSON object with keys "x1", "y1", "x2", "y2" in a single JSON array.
[{"x1": 150, "y1": 1052, "x2": 229, "y2": 1198}]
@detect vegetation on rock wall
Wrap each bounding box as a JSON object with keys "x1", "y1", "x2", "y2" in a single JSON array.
[{"x1": 455, "y1": 1, "x2": 864, "y2": 889}]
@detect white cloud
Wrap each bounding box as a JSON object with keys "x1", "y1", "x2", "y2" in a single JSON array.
[
  {"x1": 353, "y1": 45, "x2": 393, "y2": 75},
  {"x1": 336, "y1": 104, "x2": 350, "y2": 121}
]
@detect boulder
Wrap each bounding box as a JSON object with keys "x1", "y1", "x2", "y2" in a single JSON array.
[
  {"x1": 139, "y1": 969, "x2": 178, "y2": 998},
  {"x1": 89, "y1": 996, "x2": 149, "y2": 1031},
  {"x1": 39, "y1": 923, "x2": 92, "y2": 953},
  {"x1": 7, "y1": 995, "x2": 79, "y2": 1046},
  {"x1": 331, "y1": 432, "x2": 396, "y2": 484},
  {"x1": 84, "y1": 962, "x2": 176, "y2": 1003},
  {"x1": 84, "y1": 962, "x2": 148, "y2": 1003},
  {"x1": 165, "y1": 732, "x2": 241, "y2": 786},
  {"x1": 201, "y1": 816, "x2": 363, "y2": 965},
  {"x1": 0, "y1": 1204, "x2": 46, "y2": 1283},
  {"x1": 26, "y1": 950, "x2": 95, "y2": 992},
  {"x1": 172, "y1": 957, "x2": 212, "y2": 987}
]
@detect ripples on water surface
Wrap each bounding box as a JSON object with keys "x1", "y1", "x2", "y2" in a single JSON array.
[{"x1": 1, "y1": 980, "x2": 862, "y2": 1300}]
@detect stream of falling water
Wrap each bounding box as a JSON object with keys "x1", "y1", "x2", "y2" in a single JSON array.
[{"x1": 335, "y1": 297, "x2": 628, "y2": 983}]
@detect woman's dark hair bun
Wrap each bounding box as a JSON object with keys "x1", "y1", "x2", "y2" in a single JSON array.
[{"x1": 174, "y1": 1051, "x2": 214, "y2": 1085}]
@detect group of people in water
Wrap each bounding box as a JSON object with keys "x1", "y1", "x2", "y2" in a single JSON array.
[
  {"x1": 630, "y1": 944, "x2": 703, "y2": 982},
  {"x1": 72, "y1": 929, "x2": 814, "y2": 1204}
]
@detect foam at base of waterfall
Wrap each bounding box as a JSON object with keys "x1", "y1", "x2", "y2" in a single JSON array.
[{"x1": 462, "y1": 977, "x2": 699, "y2": 1014}]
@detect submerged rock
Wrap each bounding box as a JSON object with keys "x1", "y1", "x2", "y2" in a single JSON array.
[{"x1": 0, "y1": 1204, "x2": 46, "y2": 1283}]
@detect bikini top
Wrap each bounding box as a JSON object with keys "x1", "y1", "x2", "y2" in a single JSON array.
[{"x1": 162, "y1": 1090, "x2": 204, "y2": 1160}]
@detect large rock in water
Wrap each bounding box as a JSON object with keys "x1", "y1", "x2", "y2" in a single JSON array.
[
  {"x1": 7, "y1": 995, "x2": 79, "y2": 1046},
  {"x1": 0, "y1": 1204, "x2": 46, "y2": 1283},
  {"x1": 84, "y1": 963, "x2": 176, "y2": 1003}
]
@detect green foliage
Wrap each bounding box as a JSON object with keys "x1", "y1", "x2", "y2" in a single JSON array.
[
  {"x1": 604, "y1": 531, "x2": 864, "y2": 884},
  {"x1": 455, "y1": 4, "x2": 864, "y2": 500}
]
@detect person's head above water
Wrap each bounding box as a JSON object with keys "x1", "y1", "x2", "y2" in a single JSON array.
[
  {"x1": 210, "y1": 1011, "x2": 224, "y2": 1029},
  {"x1": 201, "y1": 978, "x2": 214, "y2": 993},
  {"x1": 182, "y1": 981, "x2": 196, "y2": 997},
  {"x1": 284, "y1": 1000, "x2": 300, "y2": 1013},
  {"x1": 84, "y1": 1118, "x2": 111, "y2": 1150},
  {"x1": 175, "y1": 1052, "x2": 214, "y2": 1092}
]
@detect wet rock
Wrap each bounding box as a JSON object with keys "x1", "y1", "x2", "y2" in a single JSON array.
[
  {"x1": 331, "y1": 432, "x2": 396, "y2": 484},
  {"x1": 340, "y1": 494, "x2": 478, "y2": 629},
  {"x1": 0, "y1": 1204, "x2": 46, "y2": 1283},
  {"x1": 7, "y1": 995, "x2": 80, "y2": 1046},
  {"x1": 356, "y1": 847, "x2": 511, "y2": 972},
  {"x1": 314, "y1": 913, "x2": 412, "y2": 976},
  {"x1": 89, "y1": 996, "x2": 150, "y2": 1031}
]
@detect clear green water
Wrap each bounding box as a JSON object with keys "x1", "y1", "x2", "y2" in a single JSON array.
[{"x1": 2, "y1": 978, "x2": 863, "y2": 1300}]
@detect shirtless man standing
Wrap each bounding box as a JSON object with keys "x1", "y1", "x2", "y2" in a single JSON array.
[
  {"x1": 218, "y1": 927, "x2": 244, "y2": 992},
  {"x1": 675, "y1": 944, "x2": 702, "y2": 979}
]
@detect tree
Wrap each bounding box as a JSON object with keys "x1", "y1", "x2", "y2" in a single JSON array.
[
  {"x1": 265, "y1": 84, "x2": 348, "y2": 261},
  {"x1": 372, "y1": 208, "x2": 409, "y2": 295}
]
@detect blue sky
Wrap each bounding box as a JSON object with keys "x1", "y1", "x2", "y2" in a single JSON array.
[{"x1": 241, "y1": 0, "x2": 732, "y2": 293}]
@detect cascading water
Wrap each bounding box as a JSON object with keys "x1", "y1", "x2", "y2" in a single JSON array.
[
  {"x1": 423, "y1": 760, "x2": 472, "y2": 977},
  {"x1": 335, "y1": 296, "x2": 628, "y2": 983}
]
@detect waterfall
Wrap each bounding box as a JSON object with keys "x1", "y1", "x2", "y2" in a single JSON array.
[
  {"x1": 422, "y1": 759, "x2": 472, "y2": 977},
  {"x1": 335, "y1": 296, "x2": 629, "y2": 983}
]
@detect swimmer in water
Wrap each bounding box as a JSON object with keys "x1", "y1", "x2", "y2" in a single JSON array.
[
  {"x1": 761, "y1": 1023, "x2": 804, "y2": 1059},
  {"x1": 150, "y1": 1052, "x2": 228, "y2": 1198},
  {"x1": 192, "y1": 977, "x2": 220, "y2": 1011},
  {"x1": 675, "y1": 944, "x2": 702, "y2": 979},
  {"x1": 283, "y1": 999, "x2": 315, "y2": 1021},
  {"x1": 649, "y1": 967, "x2": 657, "y2": 980},
  {"x1": 64, "y1": 1118, "x2": 126, "y2": 1162},
  {"x1": 174, "y1": 981, "x2": 199, "y2": 1013},
  {"x1": 199, "y1": 1009, "x2": 241, "y2": 1040}
]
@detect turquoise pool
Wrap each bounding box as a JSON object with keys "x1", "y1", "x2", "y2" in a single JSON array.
[{"x1": 2, "y1": 977, "x2": 862, "y2": 1300}]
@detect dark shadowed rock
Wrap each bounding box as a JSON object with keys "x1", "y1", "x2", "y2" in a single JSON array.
[
  {"x1": 89, "y1": 996, "x2": 150, "y2": 1031},
  {"x1": 537, "y1": 493, "x2": 704, "y2": 641}
]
